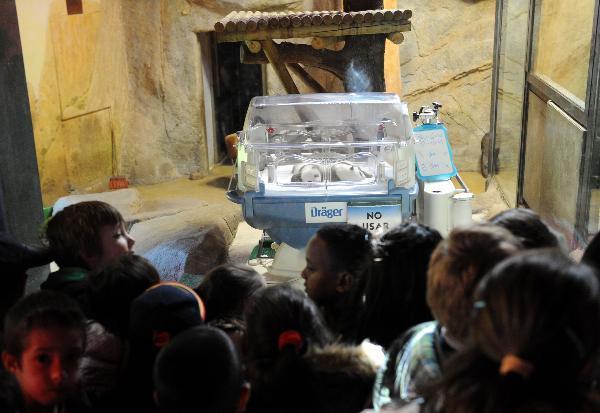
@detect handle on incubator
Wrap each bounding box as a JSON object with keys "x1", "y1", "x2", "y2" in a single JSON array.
[{"x1": 226, "y1": 167, "x2": 243, "y2": 204}]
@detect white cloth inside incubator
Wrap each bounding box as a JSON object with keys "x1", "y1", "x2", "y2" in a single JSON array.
[
  {"x1": 289, "y1": 161, "x2": 374, "y2": 183},
  {"x1": 260, "y1": 161, "x2": 394, "y2": 196}
]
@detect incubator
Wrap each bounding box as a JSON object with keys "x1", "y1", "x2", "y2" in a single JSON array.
[{"x1": 228, "y1": 92, "x2": 418, "y2": 256}]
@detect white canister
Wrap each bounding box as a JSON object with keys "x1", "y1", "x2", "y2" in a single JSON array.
[{"x1": 452, "y1": 192, "x2": 474, "y2": 227}]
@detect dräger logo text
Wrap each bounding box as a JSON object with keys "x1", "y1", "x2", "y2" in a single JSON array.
[
  {"x1": 310, "y1": 207, "x2": 343, "y2": 218},
  {"x1": 305, "y1": 202, "x2": 347, "y2": 223}
]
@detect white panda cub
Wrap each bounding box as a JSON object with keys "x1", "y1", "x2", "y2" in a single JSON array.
[
  {"x1": 331, "y1": 161, "x2": 373, "y2": 181},
  {"x1": 291, "y1": 163, "x2": 324, "y2": 182}
]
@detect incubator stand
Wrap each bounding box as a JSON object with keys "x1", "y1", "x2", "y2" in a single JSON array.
[{"x1": 227, "y1": 93, "x2": 418, "y2": 278}]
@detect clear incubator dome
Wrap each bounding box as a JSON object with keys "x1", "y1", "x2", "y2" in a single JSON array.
[{"x1": 237, "y1": 92, "x2": 415, "y2": 195}]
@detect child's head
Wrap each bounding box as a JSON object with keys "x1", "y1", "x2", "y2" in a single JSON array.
[
  {"x1": 359, "y1": 223, "x2": 442, "y2": 348},
  {"x1": 582, "y1": 230, "x2": 600, "y2": 277},
  {"x1": 489, "y1": 208, "x2": 560, "y2": 249},
  {"x1": 86, "y1": 254, "x2": 160, "y2": 337},
  {"x1": 126, "y1": 283, "x2": 206, "y2": 410},
  {"x1": 302, "y1": 223, "x2": 372, "y2": 306},
  {"x1": 154, "y1": 325, "x2": 247, "y2": 413},
  {"x1": 440, "y1": 250, "x2": 600, "y2": 413},
  {"x1": 243, "y1": 285, "x2": 338, "y2": 412},
  {"x1": 244, "y1": 284, "x2": 333, "y2": 377},
  {"x1": 304, "y1": 344, "x2": 378, "y2": 413},
  {"x1": 129, "y1": 282, "x2": 206, "y2": 356},
  {"x1": 195, "y1": 263, "x2": 265, "y2": 322},
  {"x1": 45, "y1": 201, "x2": 134, "y2": 270},
  {"x1": 2, "y1": 291, "x2": 86, "y2": 408},
  {"x1": 427, "y1": 224, "x2": 521, "y2": 343}
]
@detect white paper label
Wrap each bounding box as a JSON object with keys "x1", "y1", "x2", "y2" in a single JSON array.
[
  {"x1": 413, "y1": 128, "x2": 455, "y2": 177},
  {"x1": 347, "y1": 204, "x2": 403, "y2": 233}
]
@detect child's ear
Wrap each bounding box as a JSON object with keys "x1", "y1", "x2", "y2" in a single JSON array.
[
  {"x1": 2, "y1": 351, "x2": 19, "y2": 373},
  {"x1": 335, "y1": 271, "x2": 354, "y2": 294},
  {"x1": 236, "y1": 382, "x2": 251, "y2": 413}
]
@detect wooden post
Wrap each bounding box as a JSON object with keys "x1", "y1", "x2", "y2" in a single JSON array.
[
  {"x1": 288, "y1": 63, "x2": 326, "y2": 93},
  {"x1": 261, "y1": 40, "x2": 299, "y2": 94}
]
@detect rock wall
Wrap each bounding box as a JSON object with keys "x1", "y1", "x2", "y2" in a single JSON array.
[
  {"x1": 16, "y1": 0, "x2": 314, "y2": 205},
  {"x1": 16, "y1": 0, "x2": 128, "y2": 205},
  {"x1": 397, "y1": 0, "x2": 496, "y2": 172}
]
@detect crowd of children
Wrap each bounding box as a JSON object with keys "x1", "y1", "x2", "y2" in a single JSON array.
[{"x1": 0, "y1": 200, "x2": 599, "y2": 413}]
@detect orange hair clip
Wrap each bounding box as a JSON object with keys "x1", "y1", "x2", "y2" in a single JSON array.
[{"x1": 499, "y1": 354, "x2": 534, "y2": 379}]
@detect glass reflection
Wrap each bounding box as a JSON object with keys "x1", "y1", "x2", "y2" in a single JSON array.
[
  {"x1": 494, "y1": 0, "x2": 529, "y2": 206},
  {"x1": 531, "y1": 0, "x2": 595, "y2": 105}
]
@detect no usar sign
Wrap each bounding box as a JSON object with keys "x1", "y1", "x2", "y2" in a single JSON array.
[{"x1": 347, "y1": 204, "x2": 403, "y2": 232}]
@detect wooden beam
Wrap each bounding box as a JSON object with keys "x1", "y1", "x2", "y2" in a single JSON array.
[
  {"x1": 244, "y1": 40, "x2": 262, "y2": 53},
  {"x1": 311, "y1": 36, "x2": 345, "y2": 50},
  {"x1": 260, "y1": 40, "x2": 299, "y2": 94},
  {"x1": 386, "y1": 31, "x2": 404, "y2": 44},
  {"x1": 216, "y1": 21, "x2": 410, "y2": 43},
  {"x1": 288, "y1": 63, "x2": 327, "y2": 93},
  {"x1": 240, "y1": 42, "x2": 345, "y2": 80}
]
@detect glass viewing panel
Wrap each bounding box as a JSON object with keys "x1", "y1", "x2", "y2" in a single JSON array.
[
  {"x1": 531, "y1": 0, "x2": 595, "y2": 105},
  {"x1": 494, "y1": 0, "x2": 530, "y2": 206},
  {"x1": 523, "y1": 92, "x2": 586, "y2": 249}
]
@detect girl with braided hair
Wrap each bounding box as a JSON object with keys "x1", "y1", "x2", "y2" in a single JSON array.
[
  {"x1": 244, "y1": 285, "x2": 377, "y2": 413},
  {"x1": 437, "y1": 250, "x2": 600, "y2": 413}
]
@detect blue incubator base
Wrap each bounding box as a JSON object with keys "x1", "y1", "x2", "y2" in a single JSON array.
[{"x1": 228, "y1": 181, "x2": 418, "y2": 249}]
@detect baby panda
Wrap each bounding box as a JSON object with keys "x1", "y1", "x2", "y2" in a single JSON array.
[
  {"x1": 290, "y1": 161, "x2": 373, "y2": 183},
  {"x1": 331, "y1": 162, "x2": 373, "y2": 181},
  {"x1": 291, "y1": 163, "x2": 324, "y2": 182}
]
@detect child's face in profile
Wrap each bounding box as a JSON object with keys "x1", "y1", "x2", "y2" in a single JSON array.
[
  {"x1": 91, "y1": 223, "x2": 135, "y2": 269},
  {"x1": 301, "y1": 235, "x2": 339, "y2": 305},
  {"x1": 3, "y1": 326, "x2": 84, "y2": 408}
]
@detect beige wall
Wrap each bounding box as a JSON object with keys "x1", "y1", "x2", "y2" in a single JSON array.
[
  {"x1": 17, "y1": 0, "x2": 313, "y2": 205},
  {"x1": 16, "y1": 0, "x2": 127, "y2": 205},
  {"x1": 399, "y1": 0, "x2": 496, "y2": 172}
]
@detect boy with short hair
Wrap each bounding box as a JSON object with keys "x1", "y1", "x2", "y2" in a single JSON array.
[
  {"x1": 41, "y1": 201, "x2": 135, "y2": 302},
  {"x1": 2, "y1": 291, "x2": 89, "y2": 413},
  {"x1": 301, "y1": 223, "x2": 373, "y2": 343}
]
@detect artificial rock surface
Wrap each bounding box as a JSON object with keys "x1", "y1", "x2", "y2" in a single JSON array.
[
  {"x1": 398, "y1": 0, "x2": 495, "y2": 172},
  {"x1": 17, "y1": 0, "x2": 315, "y2": 206},
  {"x1": 127, "y1": 166, "x2": 242, "y2": 280},
  {"x1": 49, "y1": 165, "x2": 242, "y2": 281}
]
